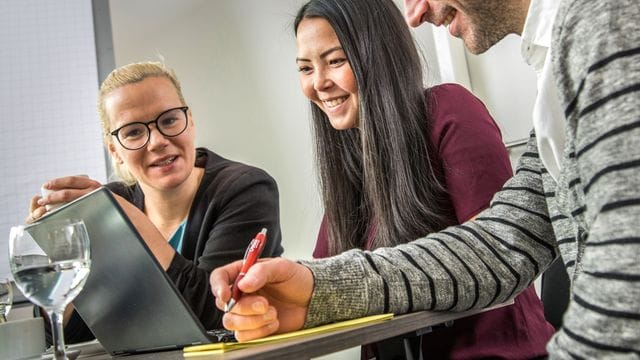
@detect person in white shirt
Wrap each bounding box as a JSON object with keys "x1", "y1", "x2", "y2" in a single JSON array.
[{"x1": 406, "y1": 0, "x2": 565, "y2": 180}]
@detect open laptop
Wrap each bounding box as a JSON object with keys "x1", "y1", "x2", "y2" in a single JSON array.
[{"x1": 26, "y1": 187, "x2": 232, "y2": 355}]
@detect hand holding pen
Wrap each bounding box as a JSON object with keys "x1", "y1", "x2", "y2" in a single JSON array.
[
  {"x1": 225, "y1": 228, "x2": 268, "y2": 312},
  {"x1": 211, "y1": 245, "x2": 315, "y2": 342}
]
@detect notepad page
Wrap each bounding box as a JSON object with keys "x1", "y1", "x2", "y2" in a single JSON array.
[
  {"x1": 183, "y1": 313, "x2": 394, "y2": 356},
  {"x1": 0, "y1": 0, "x2": 107, "y2": 278}
]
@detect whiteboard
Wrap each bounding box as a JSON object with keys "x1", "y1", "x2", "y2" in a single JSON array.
[{"x1": 0, "y1": 0, "x2": 107, "y2": 278}]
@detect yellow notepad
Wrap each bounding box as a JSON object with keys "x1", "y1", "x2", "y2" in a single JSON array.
[{"x1": 183, "y1": 313, "x2": 394, "y2": 357}]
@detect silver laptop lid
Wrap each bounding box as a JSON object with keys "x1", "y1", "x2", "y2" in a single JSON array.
[{"x1": 29, "y1": 187, "x2": 212, "y2": 355}]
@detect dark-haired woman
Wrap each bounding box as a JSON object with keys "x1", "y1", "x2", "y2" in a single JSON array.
[{"x1": 294, "y1": 0, "x2": 554, "y2": 358}]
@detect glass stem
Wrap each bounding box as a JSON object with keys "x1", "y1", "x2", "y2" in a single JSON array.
[
  {"x1": 0, "y1": 304, "x2": 7, "y2": 323},
  {"x1": 47, "y1": 309, "x2": 68, "y2": 360}
]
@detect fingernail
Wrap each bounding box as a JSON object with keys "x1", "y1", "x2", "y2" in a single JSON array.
[
  {"x1": 252, "y1": 302, "x2": 265, "y2": 313},
  {"x1": 242, "y1": 274, "x2": 257, "y2": 287}
]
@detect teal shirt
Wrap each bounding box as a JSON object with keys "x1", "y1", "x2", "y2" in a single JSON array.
[{"x1": 168, "y1": 220, "x2": 187, "y2": 253}]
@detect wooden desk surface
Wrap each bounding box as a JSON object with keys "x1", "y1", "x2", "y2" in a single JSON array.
[{"x1": 75, "y1": 306, "x2": 500, "y2": 360}]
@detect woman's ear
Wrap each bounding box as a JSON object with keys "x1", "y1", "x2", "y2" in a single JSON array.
[
  {"x1": 188, "y1": 108, "x2": 195, "y2": 127},
  {"x1": 108, "y1": 141, "x2": 124, "y2": 164}
]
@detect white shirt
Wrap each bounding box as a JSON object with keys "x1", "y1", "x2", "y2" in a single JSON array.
[{"x1": 521, "y1": 0, "x2": 564, "y2": 180}]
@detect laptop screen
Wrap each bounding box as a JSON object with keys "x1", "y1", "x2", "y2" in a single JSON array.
[{"x1": 29, "y1": 187, "x2": 216, "y2": 354}]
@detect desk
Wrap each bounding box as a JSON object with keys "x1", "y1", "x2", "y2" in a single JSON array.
[{"x1": 74, "y1": 306, "x2": 503, "y2": 359}]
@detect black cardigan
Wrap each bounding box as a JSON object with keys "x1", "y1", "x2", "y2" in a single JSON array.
[{"x1": 60, "y1": 148, "x2": 283, "y2": 343}]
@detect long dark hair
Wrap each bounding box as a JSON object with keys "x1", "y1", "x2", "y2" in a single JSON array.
[{"x1": 295, "y1": 0, "x2": 455, "y2": 255}]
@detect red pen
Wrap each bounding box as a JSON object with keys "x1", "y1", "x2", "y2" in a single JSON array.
[{"x1": 225, "y1": 228, "x2": 268, "y2": 312}]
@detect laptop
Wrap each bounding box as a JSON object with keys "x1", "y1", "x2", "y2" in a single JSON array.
[{"x1": 26, "y1": 187, "x2": 232, "y2": 355}]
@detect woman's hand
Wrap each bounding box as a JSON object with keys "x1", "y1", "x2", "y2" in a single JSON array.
[
  {"x1": 210, "y1": 258, "x2": 314, "y2": 342},
  {"x1": 26, "y1": 195, "x2": 46, "y2": 224},
  {"x1": 26, "y1": 175, "x2": 101, "y2": 223}
]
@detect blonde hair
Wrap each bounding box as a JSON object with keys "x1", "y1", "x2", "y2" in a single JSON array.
[{"x1": 98, "y1": 61, "x2": 186, "y2": 185}]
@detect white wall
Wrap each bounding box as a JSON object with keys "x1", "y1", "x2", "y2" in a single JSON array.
[
  {"x1": 107, "y1": 0, "x2": 539, "y2": 281},
  {"x1": 465, "y1": 35, "x2": 537, "y2": 144},
  {"x1": 0, "y1": 0, "x2": 107, "y2": 278},
  {"x1": 109, "y1": 0, "x2": 321, "y2": 260},
  {"x1": 424, "y1": 29, "x2": 537, "y2": 166},
  {"x1": 109, "y1": 0, "x2": 538, "y2": 258}
]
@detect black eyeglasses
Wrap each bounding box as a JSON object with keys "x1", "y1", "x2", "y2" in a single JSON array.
[{"x1": 110, "y1": 106, "x2": 189, "y2": 150}]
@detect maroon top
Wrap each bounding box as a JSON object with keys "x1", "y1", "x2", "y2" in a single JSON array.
[{"x1": 313, "y1": 84, "x2": 554, "y2": 359}]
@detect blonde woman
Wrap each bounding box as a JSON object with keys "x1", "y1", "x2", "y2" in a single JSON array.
[{"x1": 29, "y1": 62, "x2": 283, "y2": 343}]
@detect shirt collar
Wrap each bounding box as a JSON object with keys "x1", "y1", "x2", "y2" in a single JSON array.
[{"x1": 520, "y1": 0, "x2": 560, "y2": 71}]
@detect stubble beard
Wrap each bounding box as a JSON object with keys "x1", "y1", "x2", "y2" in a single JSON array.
[{"x1": 462, "y1": 1, "x2": 522, "y2": 54}]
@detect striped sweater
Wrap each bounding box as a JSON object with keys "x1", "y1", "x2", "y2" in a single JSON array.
[{"x1": 300, "y1": 0, "x2": 640, "y2": 358}]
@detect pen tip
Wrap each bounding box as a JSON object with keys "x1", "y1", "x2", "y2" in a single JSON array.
[
  {"x1": 260, "y1": 228, "x2": 267, "y2": 234},
  {"x1": 225, "y1": 299, "x2": 236, "y2": 313}
]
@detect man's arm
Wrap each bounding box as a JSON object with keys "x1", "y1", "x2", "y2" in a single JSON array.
[
  {"x1": 301, "y1": 138, "x2": 556, "y2": 327},
  {"x1": 209, "y1": 81, "x2": 561, "y2": 341},
  {"x1": 547, "y1": 0, "x2": 640, "y2": 358},
  {"x1": 212, "y1": 136, "x2": 558, "y2": 341}
]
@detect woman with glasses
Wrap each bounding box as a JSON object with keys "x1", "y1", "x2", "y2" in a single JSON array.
[{"x1": 28, "y1": 61, "x2": 284, "y2": 343}]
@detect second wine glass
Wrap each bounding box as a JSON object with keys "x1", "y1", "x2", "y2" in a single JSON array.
[
  {"x1": 9, "y1": 219, "x2": 91, "y2": 360},
  {"x1": 0, "y1": 278, "x2": 12, "y2": 323}
]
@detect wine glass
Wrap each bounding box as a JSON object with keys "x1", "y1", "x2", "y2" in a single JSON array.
[
  {"x1": 0, "y1": 278, "x2": 12, "y2": 323},
  {"x1": 9, "y1": 219, "x2": 91, "y2": 360}
]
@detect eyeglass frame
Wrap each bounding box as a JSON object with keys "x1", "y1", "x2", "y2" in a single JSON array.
[{"x1": 109, "y1": 106, "x2": 189, "y2": 150}]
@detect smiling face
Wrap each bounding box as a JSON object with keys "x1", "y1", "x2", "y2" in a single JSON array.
[
  {"x1": 296, "y1": 17, "x2": 359, "y2": 130},
  {"x1": 105, "y1": 76, "x2": 197, "y2": 192},
  {"x1": 403, "y1": 0, "x2": 529, "y2": 54}
]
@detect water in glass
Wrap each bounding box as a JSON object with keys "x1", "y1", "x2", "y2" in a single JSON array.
[{"x1": 9, "y1": 220, "x2": 91, "y2": 360}]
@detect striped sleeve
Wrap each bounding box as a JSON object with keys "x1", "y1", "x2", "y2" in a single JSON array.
[
  {"x1": 300, "y1": 134, "x2": 558, "y2": 328},
  {"x1": 548, "y1": 0, "x2": 640, "y2": 358}
]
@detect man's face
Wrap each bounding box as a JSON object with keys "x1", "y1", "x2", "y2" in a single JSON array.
[{"x1": 403, "y1": 0, "x2": 528, "y2": 54}]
